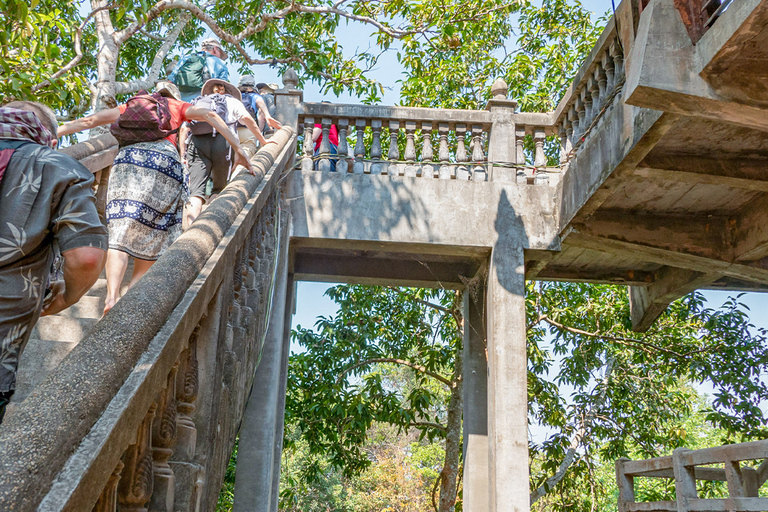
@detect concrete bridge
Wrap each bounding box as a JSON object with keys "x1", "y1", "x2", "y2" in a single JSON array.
[{"x1": 1, "y1": 0, "x2": 767, "y2": 509}]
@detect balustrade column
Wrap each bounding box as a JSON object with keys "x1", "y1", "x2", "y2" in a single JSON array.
[
  {"x1": 575, "y1": 95, "x2": 586, "y2": 141},
  {"x1": 337, "y1": 119, "x2": 349, "y2": 173},
  {"x1": 317, "y1": 118, "x2": 332, "y2": 173},
  {"x1": 301, "y1": 118, "x2": 314, "y2": 172},
  {"x1": 388, "y1": 121, "x2": 400, "y2": 177},
  {"x1": 404, "y1": 121, "x2": 418, "y2": 178},
  {"x1": 93, "y1": 461, "x2": 125, "y2": 512},
  {"x1": 595, "y1": 66, "x2": 607, "y2": 113},
  {"x1": 420, "y1": 122, "x2": 434, "y2": 178},
  {"x1": 611, "y1": 41, "x2": 624, "y2": 91},
  {"x1": 582, "y1": 84, "x2": 593, "y2": 129},
  {"x1": 533, "y1": 127, "x2": 548, "y2": 184},
  {"x1": 354, "y1": 119, "x2": 366, "y2": 174},
  {"x1": 603, "y1": 51, "x2": 616, "y2": 95},
  {"x1": 456, "y1": 124, "x2": 469, "y2": 180},
  {"x1": 437, "y1": 123, "x2": 451, "y2": 180},
  {"x1": 150, "y1": 365, "x2": 179, "y2": 512},
  {"x1": 118, "y1": 404, "x2": 157, "y2": 512},
  {"x1": 370, "y1": 119, "x2": 383, "y2": 175},
  {"x1": 515, "y1": 126, "x2": 526, "y2": 183},
  {"x1": 471, "y1": 125, "x2": 487, "y2": 181}
]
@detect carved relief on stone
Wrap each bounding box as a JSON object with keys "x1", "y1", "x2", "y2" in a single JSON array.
[
  {"x1": 118, "y1": 403, "x2": 157, "y2": 512},
  {"x1": 92, "y1": 460, "x2": 124, "y2": 512}
]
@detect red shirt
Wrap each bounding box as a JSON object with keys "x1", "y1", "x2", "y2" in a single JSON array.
[
  {"x1": 118, "y1": 97, "x2": 191, "y2": 146},
  {"x1": 314, "y1": 124, "x2": 339, "y2": 151}
]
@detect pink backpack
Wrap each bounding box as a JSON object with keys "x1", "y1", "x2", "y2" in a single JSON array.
[{"x1": 110, "y1": 91, "x2": 178, "y2": 147}]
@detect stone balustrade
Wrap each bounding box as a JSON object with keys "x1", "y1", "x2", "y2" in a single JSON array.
[
  {"x1": 0, "y1": 127, "x2": 296, "y2": 512},
  {"x1": 298, "y1": 98, "x2": 559, "y2": 184},
  {"x1": 553, "y1": 16, "x2": 625, "y2": 166}
]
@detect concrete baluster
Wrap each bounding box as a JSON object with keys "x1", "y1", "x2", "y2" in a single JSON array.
[
  {"x1": 575, "y1": 94, "x2": 586, "y2": 141},
  {"x1": 611, "y1": 40, "x2": 624, "y2": 90},
  {"x1": 337, "y1": 119, "x2": 349, "y2": 173},
  {"x1": 388, "y1": 120, "x2": 400, "y2": 177},
  {"x1": 672, "y1": 448, "x2": 697, "y2": 512},
  {"x1": 150, "y1": 365, "x2": 179, "y2": 512},
  {"x1": 595, "y1": 65, "x2": 607, "y2": 113},
  {"x1": 603, "y1": 50, "x2": 616, "y2": 94},
  {"x1": 118, "y1": 403, "x2": 157, "y2": 512},
  {"x1": 568, "y1": 105, "x2": 580, "y2": 144},
  {"x1": 471, "y1": 124, "x2": 487, "y2": 181},
  {"x1": 515, "y1": 126, "x2": 526, "y2": 183},
  {"x1": 175, "y1": 329, "x2": 199, "y2": 462},
  {"x1": 583, "y1": 81, "x2": 594, "y2": 128},
  {"x1": 317, "y1": 117, "x2": 332, "y2": 173},
  {"x1": 404, "y1": 120, "x2": 418, "y2": 178},
  {"x1": 533, "y1": 127, "x2": 548, "y2": 184},
  {"x1": 438, "y1": 123, "x2": 451, "y2": 179},
  {"x1": 455, "y1": 124, "x2": 469, "y2": 180},
  {"x1": 589, "y1": 72, "x2": 601, "y2": 118},
  {"x1": 615, "y1": 458, "x2": 635, "y2": 512},
  {"x1": 92, "y1": 460, "x2": 125, "y2": 512},
  {"x1": 354, "y1": 119, "x2": 366, "y2": 174},
  {"x1": 420, "y1": 122, "x2": 434, "y2": 178},
  {"x1": 559, "y1": 121, "x2": 571, "y2": 168},
  {"x1": 301, "y1": 117, "x2": 314, "y2": 172},
  {"x1": 370, "y1": 119, "x2": 383, "y2": 175}
]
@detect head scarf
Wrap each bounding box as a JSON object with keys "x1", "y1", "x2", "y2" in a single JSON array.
[{"x1": 0, "y1": 107, "x2": 54, "y2": 148}]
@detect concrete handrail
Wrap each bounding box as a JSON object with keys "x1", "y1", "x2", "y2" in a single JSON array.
[{"x1": 0, "y1": 127, "x2": 296, "y2": 511}]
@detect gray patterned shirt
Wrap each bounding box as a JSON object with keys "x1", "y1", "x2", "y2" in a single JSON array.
[{"x1": 0, "y1": 140, "x2": 107, "y2": 392}]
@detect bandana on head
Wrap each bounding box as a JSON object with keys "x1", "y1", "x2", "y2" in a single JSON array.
[{"x1": 0, "y1": 107, "x2": 54, "y2": 148}]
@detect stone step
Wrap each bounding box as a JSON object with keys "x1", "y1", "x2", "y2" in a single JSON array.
[
  {"x1": 14, "y1": 339, "x2": 78, "y2": 402},
  {"x1": 52, "y1": 295, "x2": 103, "y2": 320},
  {"x1": 31, "y1": 315, "x2": 99, "y2": 344}
]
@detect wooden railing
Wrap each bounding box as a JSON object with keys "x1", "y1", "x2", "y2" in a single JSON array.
[
  {"x1": 298, "y1": 99, "x2": 559, "y2": 184},
  {"x1": 617, "y1": 441, "x2": 768, "y2": 512},
  {"x1": 0, "y1": 127, "x2": 296, "y2": 512}
]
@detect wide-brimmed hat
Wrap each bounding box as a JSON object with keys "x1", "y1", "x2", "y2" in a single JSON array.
[
  {"x1": 201, "y1": 79, "x2": 242, "y2": 101},
  {"x1": 200, "y1": 38, "x2": 228, "y2": 60},
  {"x1": 255, "y1": 82, "x2": 276, "y2": 93},
  {"x1": 155, "y1": 81, "x2": 181, "y2": 101}
]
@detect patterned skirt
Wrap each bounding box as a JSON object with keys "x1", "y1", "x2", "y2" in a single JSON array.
[{"x1": 106, "y1": 140, "x2": 188, "y2": 260}]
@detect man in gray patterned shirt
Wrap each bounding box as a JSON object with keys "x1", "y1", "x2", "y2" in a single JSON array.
[{"x1": 0, "y1": 101, "x2": 107, "y2": 423}]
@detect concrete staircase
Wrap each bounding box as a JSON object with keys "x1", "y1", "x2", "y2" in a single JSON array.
[{"x1": 14, "y1": 263, "x2": 133, "y2": 402}]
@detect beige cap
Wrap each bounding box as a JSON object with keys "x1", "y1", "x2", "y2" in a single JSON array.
[{"x1": 200, "y1": 38, "x2": 228, "y2": 60}]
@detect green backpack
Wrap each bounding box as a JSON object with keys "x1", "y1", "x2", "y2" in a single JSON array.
[{"x1": 172, "y1": 52, "x2": 210, "y2": 92}]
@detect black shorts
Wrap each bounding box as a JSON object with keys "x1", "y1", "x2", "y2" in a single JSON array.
[{"x1": 186, "y1": 133, "x2": 231, "y2": 200}]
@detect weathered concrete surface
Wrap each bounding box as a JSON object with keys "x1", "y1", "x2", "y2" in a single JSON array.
[
  {"x1": 289, "y1": 171, "x2": 561, "y2": 254},
  {"x1": 0, "y1": 128, "x2": 294, "y2": 512},
  {"x1": 463, "y1": 282, "x2": 490, "y2": 512},
  {"x1": 624, "y1": 0, "x2": 768, "y2": 131},
  {"x1": 233, "y1": 209, "x2": 290, "y2": 512}
]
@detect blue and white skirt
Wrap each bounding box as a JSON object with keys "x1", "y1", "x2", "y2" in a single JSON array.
[{"x1": 106, "y1": 140, "x2": 188, "y2": 260}]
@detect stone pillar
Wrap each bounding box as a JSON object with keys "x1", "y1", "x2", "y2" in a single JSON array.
[
  {"x1": 487, "y1": 225, "x2": 528, "y2": 512},
  {"x1": 274, "y1": 69, "x2": 304, "y2": 136},
  {"x1": 232, "y1": 212, "x2": 291, "y2": 512},
  {"x1": 462, "y1": 282, "x2": 489, "y2": 512},
  {"x1": 486, "y1": 78, "x2": 518, "y2": 182}
]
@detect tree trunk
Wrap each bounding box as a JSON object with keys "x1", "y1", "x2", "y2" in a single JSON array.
[
  {"x1": 438, "y1": 301, "x2": 464, "y2": 512},
  {"x1": 92, "y1": 0, "x2": 119, "y2": 115}
]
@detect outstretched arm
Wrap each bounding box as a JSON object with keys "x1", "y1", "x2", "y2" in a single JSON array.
[
  {"x1": 58, "y1": 108, "x2": 121, "y2": 137},
  {"x1": 239, "y1": 114, "x2": 276, "y2": 147},
  {"x1": 254, "y1": 96, "x2": 282, "y2": 130},
  {"x1": 185, "y1": 106, "x2": 255, "y2": 174}
]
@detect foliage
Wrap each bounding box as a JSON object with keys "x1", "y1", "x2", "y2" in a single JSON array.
[
  {"x1": 217, "y1": 437, "x2": 239, "y2": 511},
  {"x1": 286, "y1": 286, "x2": 461, "y2": 477}
]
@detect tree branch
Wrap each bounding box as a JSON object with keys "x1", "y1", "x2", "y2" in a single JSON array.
[
  {"x1": 408, "y1": 421, "x2": 447, "y2": 433},
  {"x1": 31, "y1": 3, "x2": 118, "y2": 92},
  {"x1": 114, "y1": 11, "x2": 191, "y2": 95},
  {"x1": 529, "y1": 357, "x2": 615, "y2": 504},
  {"x1": 337, "y1": 358, "x2": 453, "y2": 387}
]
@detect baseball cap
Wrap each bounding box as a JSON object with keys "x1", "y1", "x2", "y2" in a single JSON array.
[{"x1": 238, "y1": 75, "x2": 256, "y2": 88}]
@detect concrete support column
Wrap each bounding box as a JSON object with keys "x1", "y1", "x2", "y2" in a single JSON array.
[
  {"x1": 487, "y1": 244, "x2": 528, "y2": 512},
  {"x1": 486, "y1": 78, "x2": 519, "y2": 183},
  {"x1": 463, "y1": 282, "x2": 489, "y2": 512},
  {"x1": 233, "y1": 210, "x2": 291, "y2": 512}
]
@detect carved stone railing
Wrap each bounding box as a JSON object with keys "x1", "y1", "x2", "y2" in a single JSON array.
[
  {"x1": 298, "y1": 86, "x2": 559, "y2": 184},
  {"x1": 553, "y1": 16, "x2": 625, "y2": 166},
  {"x1": 0, "y1": 127, "x2": 296, "y2": 512},
  {"x1": 617, "y1": 441, "x2": 768, "y2": 512}
]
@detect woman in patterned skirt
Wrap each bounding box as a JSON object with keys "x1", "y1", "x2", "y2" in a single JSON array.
[{"x1": 58, "y1": 81, "x2": 254, "y2": 315}]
